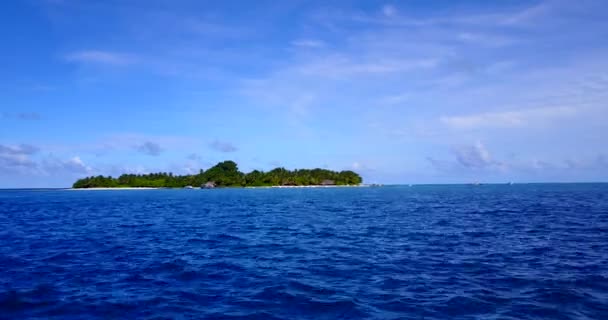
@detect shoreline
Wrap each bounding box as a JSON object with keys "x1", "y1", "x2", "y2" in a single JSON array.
[
  {"x1": 247, "y1": 184, "x2": 370, "y2": 189},
  {"x1": 68, "y1": 185, "x2": 371, "y2": 190},
  {"x1": 67, "y1": 187, "x2": 159, "y2": 191}
]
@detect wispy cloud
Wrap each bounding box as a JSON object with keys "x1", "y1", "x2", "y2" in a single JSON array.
[
  {"x1": 42, "y1": 156, "x2": 94, "y2": 176},
  {"x1": 83, "y1": 133, "x2": 195, "y2": 156},
  {"x1": 350, "y1": 161, "x2": 375, "y2": 172},
  {"x1": 564, "y1": 154, "x2": 608, "y2": 170},
  {"x1": 291, "y1": 39, "x2": 325, "y2": 48},
  {"x1": 426, "y1": 156, "x2": 453, "y2": 172},
  {"x1": 65, "y1": 50, "x2": 135, "y2": 65},
  {"x1": 428, "y1": 142, "x2": 608, "y2": 181},
  {"x1": 380, "y1": 92, "x2": 411, "y2": 105},
  {"x1": 0, "y1": 144, "x2": 39, "y2": 156},
  {"x1": 440, "y1": 106, "x2": 578, "y2": 130},
  {"x1": 381, "y1": 5, "x2": 397, "y2": 18},
  {"x1": 453, "y1": 141, "x2": 502, "y2": 169},
  {"x1": 456, "y1": 32, "x2": 515, "y2": 47},
  {"x1": 5, "y1": 0, "x2": 606, "y2": 186},
  {"x1": 312, "y1": 1, "x2": 554, "y2": 29},
  {"x1": 295, "y1": 56, "x2": 438, "y2": 77},
  {"x1": 0, "y1": 144, "x2": 94, "y2": 177},
  {"x1": 1, "y1": 112, "x2": 42, "y2": 120},
  {"x1": 176, "y1": 16, "x2": 250, "y2": 38},
  {"x1": 63, "y1": 156, "x2": 92, "y2": 173},
  {"x1": 499, "y1": 1, "x2": 552, "y2": 26},
  {"x1": 0, "y1": 144, "x2": 39, "y2": 172},
  {"x1": 187, "y1": 153, "x2": 202, "y2": 161},
  {"x1": 134, "y1": 141, "x2": 163, "y2": 156},
  {"x1": 427, "y1": 141, "x2": 508, "y2": 174},
  {"x1": 209, "y1": 140, "x2": 237, "y2": 153}
]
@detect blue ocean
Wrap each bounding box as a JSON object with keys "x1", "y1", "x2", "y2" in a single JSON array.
[{"x1": 1, "y1": 184, "x2": 607, "y2": 319}]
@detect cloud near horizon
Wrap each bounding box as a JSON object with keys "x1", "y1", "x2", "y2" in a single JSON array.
[
  {"x1": 42, "y1": 156, "x2": 94, "y2": 176},
  {"x1": 453, "y1": 142, "x2": 502, "y2": 170},
  {"x1": 0, "y1": 143, "x2": 95, "y2": 183},
  {"x1": 0, "y1": 144, "x2": 40, "y2": 172}
]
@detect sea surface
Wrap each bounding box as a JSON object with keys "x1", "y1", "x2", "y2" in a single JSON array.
[{"x1": 1, "y1": 184, "x2": 607, "y2": 319}]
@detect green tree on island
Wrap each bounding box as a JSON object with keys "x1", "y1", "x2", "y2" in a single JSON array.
[{"x1": 72, "y1": 160, "x2": 363, "y2": 188}]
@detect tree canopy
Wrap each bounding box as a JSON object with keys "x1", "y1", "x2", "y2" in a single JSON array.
[{"x1": 72, "y1": 160, "x2": 363, "y2": 188}]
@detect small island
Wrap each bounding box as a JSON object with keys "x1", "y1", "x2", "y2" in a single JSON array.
[{"x1": 72, "y1": 160, "x2": 363, "y2": 189}]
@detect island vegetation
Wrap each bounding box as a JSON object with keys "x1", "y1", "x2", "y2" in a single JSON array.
[{"x1": 72, "y1": 160, "x2": 363, "y2": 188}]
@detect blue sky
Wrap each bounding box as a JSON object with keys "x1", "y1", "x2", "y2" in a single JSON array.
[{"x1": 1, "y1": 0, "x2": 607, "y2": 187}]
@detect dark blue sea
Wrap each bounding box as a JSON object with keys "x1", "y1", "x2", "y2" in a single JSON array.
[{"x1": 1, "y1": 184, "x2": 607, "y2": 319}]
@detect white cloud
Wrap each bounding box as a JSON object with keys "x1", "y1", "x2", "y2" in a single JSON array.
[
  {"x1": 65, "y1": 50, "x2": 135, "y2": 65},
  {"x1": 500, "y1": 1, "x2": 552, "y2": 26},
  {"x1": 0, "y1": 144, "x2": 39, "y2": 155},
  {"x1": 440, "y1": 106, "x2": 578, "y2": 130},
  {"x1": 0, "y1": 153, "x2": 36, "y2": 170},
  {"x1": 296, "y1": 56, "x2": 438, "y2": 77},
  {"x1": 456, "y1": 32, "x2": 514, "y2": 47},
  {"x1": 429, "y1": 142, "x2": 509, "y2": 173},
  {"x1": 314, "y1": 1, "x2": 557, "y2": 29},
  {"x1": 36, "y1": 155, "x2": 95, "y2": 177},
  {"x1": 291, "y1": 39, "x2": 325, "y2": 48},
  {"x1": 0, "y1": 144, "x2": 40, "y2": 173},
  {"x1": 349, "y1": 161, "x2": 376, "y2": 173},
  {"x1": 454, "y1": 141, "x2": 495, "y2": 169},
  {"x1": 0, "y1": 143, "x2": 97, "y2": 178},
  {"x1": 57, "y1": 156, "x2": 94, "y2": 175}
]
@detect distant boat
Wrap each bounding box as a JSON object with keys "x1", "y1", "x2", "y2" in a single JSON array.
[{"x1": 184, "y1": 185, "x2": 194, "y2": 189}]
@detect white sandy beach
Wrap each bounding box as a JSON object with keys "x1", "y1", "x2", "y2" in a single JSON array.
[
  {"x1": 247, "y1": 184, "x2": 371, "y2": 189},
  {"x1": 67, "y1": 185, "x2": 377, "y2": 190}
]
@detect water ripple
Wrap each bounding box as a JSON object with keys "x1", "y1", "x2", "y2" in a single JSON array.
[{"x1": 1, "y1": 184, "x2": 607, "y2": 319}]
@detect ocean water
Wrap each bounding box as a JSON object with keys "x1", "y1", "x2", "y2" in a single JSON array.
[{"x1": 1, "y1": 184, "x2": 607, "y2": 319}]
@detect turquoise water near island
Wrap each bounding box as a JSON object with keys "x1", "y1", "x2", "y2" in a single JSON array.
[{"x1": 1, "y1": 184, "x2": 607, "y2": 319}]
